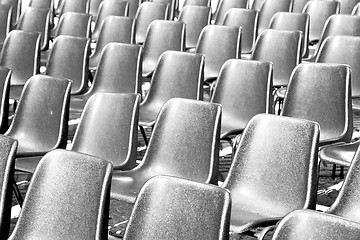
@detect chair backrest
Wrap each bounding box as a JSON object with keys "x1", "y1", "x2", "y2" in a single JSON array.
[
  {"x1": 140, "y1": 51, "x2": 204, "y2": 125},
  {"x1": 251, "y1": 29, "x2": 302, "y2": 87},
  {"x1": 223, "y1": 8, "x2": 258, "y2": 54},
  {"x1": 178, "y1": 5, "x2": 211, "y2": 50},
  {"x1": 72, "y1": 93, "x2": 140, "y2": 170},
  {"x1": 339, "y1": 0, "x2": 360, "y2": 14},
  {"x1": 0, "y1": 4, "x2": 12, "y2": 46},
  {"x1": 16, "y1": 7, "x2": 51, "y2": 51},
  {"x1": 269, "y1": 12, "x2": 310, "y2": 58},
  {"x1": 89, "y1": 16, "x2": 135, "y2": 70},
  {"x1": 91, "y1": 0, "x2": 129, "y2": 41},
  {"x1": 352, "y1": 2, "x2": 360, "y2": 14},
  {"x1": 250, "y1": 0, "x2": 264, "y2": 10},
  {"x1": 57, "y1": 0, "x2": 89, "y2": 17},
  {"x1": 140, "y1": 98, "x2": 221, "y2": 184},
  {"x1": 316, "y1": 36, "x2": 360, "y2": 97},
  {"x1": 45, "y1": 35, "x2": 90, "y2": 95},
  {"x1": 281, "y1": 63, "x2": 352, "y2": 146},
  {"x1": 292, "y1": 0, "x2": 309, "y2": 12},
  {"x1": 123, "y1": 176, "x2": 231, "y2": 240},
  {"x1": 0, "y1": 30, "x2": 40, "y2": 85},
  {"x1": 28, "y1": 0, "x2": 55, "y2": 27},
  {"x1": 0, "y1": 0, "x2": 20, "y2": 27},
  {"x1": 272, "y1": 209, "x2": 360, "y2": 240},
  {"x1": 257, "y1": 0, "x2": 293, "y2": 35},
  {"x1": 141, "y1": 20, "x2": 185, "y2": 78},
  {"x1": 0, "y1": 135, "x2": 17, "y2": 238},
  {"x1": 88, "y1": 0, "x2": 102, "y2": 19},
  {"x1": 0, "y1": 67, "x2": 11, "y2": 133},
  {"x1": 125, "y1": 0, "x2": 142, "y2": 18},
  {"x1": 326, "y1": 142, "x2": 360, "y2": 222},
  {"x1": 223, "y1": 114, "x2": 319, "y2": 221},
  {"x1": 51, "y1": 12, "x2": 92, "y2": 39},
  {"x1": 134, "y1": 2, "x2": 168, "y2": 44},
  {"x1": 151, "y1": 0, "x2": 176, "y2": 20},
  {"x1": 195, "y1": 24, "x2": 241, "y2": 82},
  {"x1": 213, "y1": 0, "x2": 247, "y2": 25},
  {"x1": 8, "y1": 149, "x2": 112, "y2": 240},
  {"x1": 89, "y1": 43, "x2": 142, "y2": 96},
  {"x1": 5, "y1": 75, "x2": 71, "y2": 154},
  {"x1": 211, "y1": 59, "x2": 273, "y2": 138},
  {"x1": 302, "y1": 0, "x2": 340, "y2": 43},
  {"x1": 182, "y1": 0, "x2": 210, "y2": 7}
]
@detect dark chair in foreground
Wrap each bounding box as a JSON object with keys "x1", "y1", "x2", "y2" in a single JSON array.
[
  {"x1": 0, "y1": 135, "x2": 17, "y2": 238},
  {"x1": 8, "y1": 149, "x2": 112, "y2": 240},
  {"x1": 111, "y1": 98, "x2": 221, "y2": 202},
  {"x1": 123, "y1": 176, "x2": 231, "y2": 240},
  {"x1": 271, "y1": 210, "x2": 360, "y2": 240},
  {"x1": 223, "y1": 113, "x2": 319, "y2": 236}
]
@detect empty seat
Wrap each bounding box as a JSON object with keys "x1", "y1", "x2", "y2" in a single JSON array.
[
  {"x1": 50, "y1": 12, "x2": 92, "y2": 39},
  {"x1": 123, "y1": 176, "x2": 231, "y2": 240},
  {"x1": 150, "y1": 0, "x2": 176, "y2": 20},
  {"x1": 0, "y1": 4, "x2": 12, "y2": 50},
  {"x1": 56, "y1": 0, "x2": 89, "y2": 18},
  {"x1": 0, "y1": 0, "x2": 21, "y2": 28},
  {"x1": 212, "y1": 0, "x2": 247, "y2": 25}
]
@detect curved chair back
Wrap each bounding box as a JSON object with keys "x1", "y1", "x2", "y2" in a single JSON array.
[
  {"x1": 16, "y1": 7, "x2": 51, "y2": 51},
  {"x1": 281, "y1": 63, "x2": 352, "y2": 146},
  {"x1": 213, "y1": 0, "x2": 247, "y2": 25},
  {"x1": 45, "y1": 35, "x2": 90, "y2": 95},
  {"x1": 251, "y1": 29, "x2": 302, "y2": 87},
  {"x1": 256, "y1": 0, "x2": 293, "y2": 35},
  {"x1": 0, "y1": 30, "x2": 40, "y2": 86},
  {"x1": 223, "y1": 8, "x2": 258, "y2": 54},
  {"x1": 250, "y1": 0, "x2": 264, "y2": 10},
  {"x1": 91, "y1": 0, "x2": 129, "y2": 41},
  {"x1": 339, "y1": 0, "x2": 360, "y2": 14},
  {"x1": 0, "y1": 4, "x2": 12, "y2": 47},
  {"x1": 303, "y1": 0, "x2": 340, "y2": 43},
  {"x1": 292, "y1": 0, "x2": 309, "y2": 12},
  {"x1": 134, "y1": 2, "x2": 168, "y2": 44},
  {"x1": 223, "y1": 113, "x2": 319, "y2": 233},
  {"x1": 0, "y1": 0, "x2": 20, "y2": 27},
  {"x1": 0, "y1": 67, "x2": 11, "y2": 133},
  {"x1": 272, "y1": 209, "x2": 360, "y2": 240},
  {"x1": 51, "y1": 12, "x2": 92, "y2": 39},
  {"x1": 111, "y1": 98, "x2": 222, "y2": 202},
  {"x1": 28, "y1": 0, "x2": 55, "y2": 27},
  {"x1": 316, "y1": 36, "x2": 360, "y2": 97},
  {"x1": 178, "y1": 5, "x2": 211, "y2": 50},
  {"x1": 123, "y1": 176, "x2": 231, "y2": 240},
  {"x1": 195, "y1": 25, "x2": 241, "y2": 83},
  {"x1": 182, "y1": 0, "x2": 210, "y2": 7},
  {"x1": 72, "y1": 93, "x2": 140, "y2": 170},
  {"x1": 57, "y1": 0, "x2": 89, "y2": 17},
  {"x1": 211, "y1": 59, "x2": 273, "y2": 139},
  {"x1": 0, "y1": 135, "x2": 17, "y2": 238},
  {"x1": 8, "y1": 149, "x2": 112, "y2": 240},
  {"x1": 139, "y1": 50, "x2": 204, "y2": 127},
  {"x1": 89, "y1": 16, "x2": 135, "y2": 70},
  {"x1": 151, "y1": 0, "x2": 176, "y2": 20},
  {"x1": 269, "y1": 12, "x2": 310, "y2": 57},
  {"x1": 141, "y1": 20, "x2": 185, "y2": 78}
]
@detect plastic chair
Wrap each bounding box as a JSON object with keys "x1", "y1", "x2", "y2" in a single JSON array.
[
  {"x1": 271, "y1": 209, "x2": 360, "y2": 240},
  {"x1": 71, "y1": 43, "x2": 142, "y2": 113},
  {"x1": 0, "y1": 67, "x2": 11, "y2": 133},
  {"x1": 306, "y1": 14, "x2": 360, "y2": 61},
  {"x1": 339, "y1": 0, "x2": 360, "y2": 14},
  {"x1": 125, "y1": 0, "x2": 142, "y2": 18},
  {"x1": 0, "y1": 0, "x2": 21, "y2": 28},
  {"x1": 195, "y1": 25, "x2": 241, "y2": 84},
  {"x1": 91, "y1": 0, "x2": 129, "y2": 41},
  {"x1": 251, "y1": 29, "x2": 302, "y2": 87},
  {"x1": 45, "y1": 35, "x2": 90, "y2": 95},
  {"x1": 8, "y1": 149, "x2": 112, "y2": 240},
  {"x1": 134, "y1": 2, "x2": 168, "y2": 45},
  {"x1": 56, "y1": 0, "x2": 89, "y2": 18},
  {"x1": 141, "y1": 20, "x2": 185, "y2": 78},
  {"x1": 123, "y1": 176, "x2": 231, "y2": 240},
  {"x1": 150, "y1": 0, "x2": 176, "y2": 20},
  {"x1": 281, "y1": 63, "x2": 352, "y2": 147},
  {"x1": 0, "y1": 30, "x2": 40, "y2": 100},
  {"x1": 111, "y1": 98, "x2": 221, "y2": 202},
  {"x1": 16, "y1": 7, "x2": 51, "y2": 51},
  {"x1": 302, "y1": 0, "x2": 340, "y2": 44},
  {"x1": 50, "y1": 12, "x2": 92, "y2": 39},
  {"x1": 88, "y1": 0, "x2": 102, "y2": 20},
  {"x1": 223, "y1": 8, "x2": 258, "y2": 56},
  {"x1": 139, "y1": 50, "x2": 203, "y2": 132},
  {"x1": 0, "y1": 4, "x2": 12, "y2": 49},
  {"x1": 250, "y1": 0, "x2": 264, "y2": 10},
  {"x1": 211, "y1": 59, "x2": 273, "y2": 140},
  {"x1": 28, "y1": 0, "x2": 55, "y2": 27},
  {"x1": 269, "y1": 12, "x2": 310, "y2": 58},
  {"x1": 212, "y1": 0, "x2": 247, "y2": 25},
  {"x1": 292, "y1": 0, "x2": 309, "y2": 12},
  {"x1": 181, "y1": 0, "x2": 210, "y2": 7},
  {"x1": 222, "y1": 113, "x2": 319, "y2": 235},
  {"x1": 177, "y1": 5, "x2": 211, "y2": 51},
  {"x1": 0, "y1": 135, "x2": 17, "y2": 239},
  {"x1": 256, "y1": 0, "x2": 293, "y2": 36},
  {"x1": 89, "y1": 16, "x2": 134, "y2": 71}
]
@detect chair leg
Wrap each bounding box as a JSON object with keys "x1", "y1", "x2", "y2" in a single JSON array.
[
  {"x1": 13, "y1": 177, "x2": 23, "y2": 207},
  {"x1": 139, "y1": 126, "x2": 148, "y2": 146}
]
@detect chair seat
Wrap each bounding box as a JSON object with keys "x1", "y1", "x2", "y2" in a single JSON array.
[
  {"x1": 15, "y1": 156, "x2": 42, "y2": 173},
  {"x1": 319, "y1": 141, "x2": 360, "y2": 167}
]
